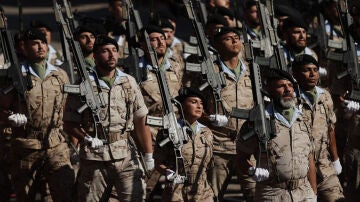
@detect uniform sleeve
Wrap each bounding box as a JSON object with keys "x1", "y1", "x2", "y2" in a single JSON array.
[
  {"x1": 324, "y1": 90, "x2": 336, "y2": 127},
  {"x1": 128, "y1": 76, "x2": 149, "y2": 119}
]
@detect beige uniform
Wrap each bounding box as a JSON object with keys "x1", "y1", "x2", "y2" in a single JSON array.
[
  {"x1": 191, "y1": 60, "x2": 254, "y2": 200},
  {"x1": 9, "y1": 62, "x2": 74, "y2": 202},
  {"x1": 301, "y1": 87, "x2": 344, "y2": 201},
  {"x1": 139, "y1": 55, "x2": 184, "y2": 136},
  {"x1": 64, "y1": 68, "x2": 148, "y2": 202},
  {"x1": 237, "y1": 105, "x2": 316, "y2": 201},
  {"x1": 155, "y1": 121, "x2": 214, "y2": 202}
]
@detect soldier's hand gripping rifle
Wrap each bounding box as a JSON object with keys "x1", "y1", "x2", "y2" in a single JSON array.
[
  {"x1": 144, "y1": 30, "x2": 190, "y2": 183},
  {"x1": 230, "y1": 25, "x2": 275, "y2": 169},
  {"x1": 53, "y1": 1, "x2": 108, "y2": 143},
  {"x1": 183, "y1": 0, "x2": 226, "y2": 114},
  {"x1": 122, "y1": 0, "x2": 147, "y2": 83},
  {"x1": 251, "y1": 0, "x2": 287, "y2": 72},
  {"x1": 335, "y1": 0, "x2": 360, "y2": 101},
  {"x1": 0, "y1": 9, "x2": 32, "y2": 110}
]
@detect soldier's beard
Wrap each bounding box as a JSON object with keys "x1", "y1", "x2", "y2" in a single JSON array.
[{"x1": 278, "y1": 97, "x2": 295, "y2": 109}]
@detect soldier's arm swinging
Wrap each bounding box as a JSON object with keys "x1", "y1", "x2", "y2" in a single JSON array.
[
  {"x1": 133, "y1": 116, "x2": 153, "y2": 153},
  {"x1": 328, "y1": 127, "x2": 340, "y2": 162},
  {"x1": 307, "y1": 153, "x2": 317, "y2": 195}
]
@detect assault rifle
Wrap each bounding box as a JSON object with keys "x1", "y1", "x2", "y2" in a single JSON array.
[
  {"x1": 0, "y1": 9, "x2": 32, "y2": 102},
  {"x1": 253, "y1": 0, "x2": 287, "y2": 72},
  {"x1": 144, "y1": 30, "x2": 190, "y2": 183},
  {"x1": 334, "y1": 0, "x2": 360, "y2": 101},
  {"x1": 63, "y1": 0, "x2": 78, "y2": 34},
  {"x1": 183, "y1": 0, "x2": 226, "y2": 114},
  {"x1": 53, "y1": 1, "x2": 108, "y2": 143},
  {"x1": 122, "y1": 0, "x2": 147, "y2": 83},
  {"x1": 55, "y1": 0, "x2": 76, "y2": 84},
  {"x1": 231, "y1": 25, "x2": 275, "y2": 167}
]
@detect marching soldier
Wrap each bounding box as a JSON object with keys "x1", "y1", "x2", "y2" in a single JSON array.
[
  {"x1": 154, "y1": 87, "x2": 214, "y2": 202},
  {"x1": 292, "y1": 54, "x2": 345, "y2": 201},
  {"x1": 1, "y1": 28, "x2": 74, "y2": 201},
  {"x1": 237, "y1": 69, "x2": 317, "y2": 201},
  {"x1": 63, "y1": 35, "x2": 154, "y2": 201}
]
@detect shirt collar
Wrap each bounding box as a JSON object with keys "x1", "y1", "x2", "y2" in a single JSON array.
[
  {"x1": 22, "y1": 61, "x2": 58, "y2": 78},
  {"x1": 219, "y1": 59, "x2": 246, "y2": 80},
  {"x1": 177, "y1": 119, "x2": 205, "y2": 134},
  {"x1": 90, "y1": 67, "x2": 127, "y2": 89},
  {"x1": 300, "y1": 86, "x2": 324, "y2": 107},
  {"x1": 266, "y1": 103, "x2": 302, "y2": 128}
]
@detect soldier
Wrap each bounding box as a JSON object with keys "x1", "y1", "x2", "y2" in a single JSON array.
[
  {"x1": 281, "y1": 16, "x2": 318, "y2": 66},
  {"x1": 192, "y1": 27, "x2": 254, "y2": 201},
  {"x1": 242, "y1": 0, "x2": 261, "y2": 40},
  {"x1": 74, "y1": 24, "x2": 96, "y2": 68},
  {"x1": 154, "y1": 87, "x2": 214, "y2": 202},
  {"x1": 237, "y1": 68, "x2": 317, "y2": 201},
  {"x1": 137, "y1": 25, "x2": 184, "y2": 199},
  {"x1": 63, "y1": 35, "x2": 153, "y2": 201},
  {"x1": 292, "y1": 54, "x2": 345, "y2": 201},
  {"x1": 0, "y1": 28, "x2": 74, "y2": 201},
  {"x1": 106, "y1": 0, "x2": 128, "y2": 59},
  {"x1": 30, "y1": 20, "x2": 63, "y2": 66}
]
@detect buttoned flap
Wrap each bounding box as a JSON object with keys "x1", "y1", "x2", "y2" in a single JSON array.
[
  {"x1": 244, "y1": 78, "x2": 251, "y2": 87},
  {"x1": 109, "y1": 139, "x2": 129, "y2": 159},
  {"x1": 269, "y1": 140, "x2": 285, "y2": 159}
]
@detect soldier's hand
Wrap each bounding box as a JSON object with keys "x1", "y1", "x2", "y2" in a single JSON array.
[
  {"x1": 332, "y1": 159, "x2": 342, "y2": 175},
  {"x1": 249, "y1": 167, "x2": 269, "y2": 182},
  {"x1": 318, "y1": 67, "x2": 327, "y2": 77},
  {"x1": 208, "y1": 114, "x2": 228, "y2": 127},
  {"x1": 166, "y1": 169, "x2": 176, "y2": 181},
  {"x1": 8, "y1": 113, "x2": 27, "y2": 127},
  {"x1": 344, "y1": 100, "x2": 360, "y2": 113},
  {"x1": 84, "y1": 135, "x2": 103, "y2": 149},
  {"x1": 144, "y1": 153, "x2": 155, "y2": 171}
]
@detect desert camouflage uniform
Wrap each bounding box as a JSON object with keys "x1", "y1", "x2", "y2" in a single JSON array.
[
  {"x1": 237, "y1": 104, "x2": 316, "y2": 201},
  {"x1": 194, "y1": 60, "x2": 254, "y2": 201},
  {"x1": 139, "y1": 51, "x2": 184, "y2": 198},
  {"x1": 300, "y1": 87, "x2": 344, "y2": 201},
  {"x1": 139, "y1": 53, "x2": 184, "y2": 139},
  {"x1": 9, "y1": 62, "x2": 74, "y2": 202},
  {"x1": 64, "y1": 67, "x2": 148, "y2": 202},
  {"x1": 155, "y1": 120, "x2": 214, "y2": 202}
]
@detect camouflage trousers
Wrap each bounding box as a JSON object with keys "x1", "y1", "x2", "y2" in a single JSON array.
[
  {"x1": 317, "y1": 174, "x2": 344, "y2": 202},
  {"x1": 208, "y1": 153, "x2": 256, "y2": 201},
  {"x1": 10, "y1": 142, "x2": 75, "y2": 202},
  {"x1": 77, "y1": 149, "x2": 146, "y2": 202},
  {"x1": 254, "y1": 179, "x2": 316, "y2": 202},
  {"x1": 162, "y1": 178, "x2": 214, "y2": 202}
]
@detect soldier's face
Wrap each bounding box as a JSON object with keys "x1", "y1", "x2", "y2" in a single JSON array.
[
  {"x1": 109, "y1": 1, "x2": 123, "y2": 20},
  {"x1": 293, "y1": 63, "x2": 319, "y2": 90},
  {"x1": 182, "y1": 97, "x2": 203, "y2": 124},
  {"x1": 94, "y1": 44, "x2": 119, "y2": 70},
  {"x1": 162, "y1": 28, "x2": 175, "y2": 47},
  {"x1": 24, "y1": 39, "x2": 48, "y2": 63},
  {"x1": 244, "y1": 5, "x2": 259, "y2": 26},
  {"x1": 287, "y1": 27, "x2": 307, "y2": 50},
  {"x1": 37, "y1": 27, "x2": 51, "y2": 44},
  {"x1": 149, "y1": 32, "x2": 167, "y2": 56},
  {"x1": 269, "y1": 79, "x2": 294, "y2": 102},
  {"x1": 215, "y1": 32, "x2": 241, "y2": 56},
  {"x1": 78, "y1": 32, "x2": 95, "y2": 54}
]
